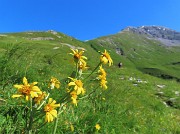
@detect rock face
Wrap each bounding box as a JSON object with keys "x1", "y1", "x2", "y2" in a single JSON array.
[
  {"x1": 122, "y1": 26, "x2": 180, "y2": 46},
  {"x1": 26, "y1": 37, "x2": 54, "y2": 41}
]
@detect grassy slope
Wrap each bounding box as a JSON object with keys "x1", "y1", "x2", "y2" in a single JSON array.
[
  {"x1": 87, "y1": 31, "x2": 180, "y2": 133},
  {"x1": 88, "y1": 31, "x2": 180, "y2": 80},
  {"x1": 0, "y1": 31, "x2": 180, "y2": 133}
]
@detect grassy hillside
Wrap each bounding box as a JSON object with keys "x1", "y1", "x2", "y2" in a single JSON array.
[
  {"x1": 88, "y1": 31, "x2": 180, "y2": 81},
  {"x1": 0, "y1": 31, "x2": 180, "y2": 133}
]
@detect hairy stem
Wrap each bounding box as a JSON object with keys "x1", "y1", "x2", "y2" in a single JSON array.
[
  {"x1": 84, "y1": 62, "x2": 101, "y2": 82},
  {"x1": 52, "y1": 103, "x2": 66, "y2": 134}
]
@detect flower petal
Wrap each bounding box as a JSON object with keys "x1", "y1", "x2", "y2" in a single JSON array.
[
  {"x1": 23, "y1": 77, "x2": 28, "y2": 85},
  {"x1": 14, "y1": 84, "x2": 23, "y2": 89},
  {"x1": 81, "y1": 56, "x2": 87, "y2": 60},
  {"x1": 55, "y1": 83, "x2": 60, "y2": 89},
  {"x1": 49, "y1": 110, "x2": 57, "y2": 118},
  {"x1": 68, "y1": 82, "x2": 76, "y2": 86},
  {"x1": 46, "y1": 112, "x2": 50, "y2": 122},
  {"x1": 49, "y1": 113, "x2": 54, "y2": 122},
  {"x1": 32, "y1": 86, "x2": 41, "y2": 92},
  {"x1": 51, "y1": 104, "x2": 60, "y2": 108},
  {"x1": 25, "y1": 95, "x2": 30, "y2": 101},
  {"x1": 32, "y1": 82, "x2": 38, "y2": 85},
  {"x1": 30, "y1": 91, "x2": 38, "y2": 98},
  {"x1": 48, "y1": 98, "x2": 53, "y2": 104},
  {"x1": 12, "y1": 94, "x2": 23, "y2": 98}
]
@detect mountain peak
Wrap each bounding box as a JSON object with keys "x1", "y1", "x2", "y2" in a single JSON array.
[
  {"x1": 119, "y1": 26, "x2": 180, "y2": 46},
  {"x1": 122, "y1": 25, "x2": 180, "y2": 40}
]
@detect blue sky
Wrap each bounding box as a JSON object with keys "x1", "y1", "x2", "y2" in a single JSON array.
[{"x1": 0, "y1": 0, "x2": 180, "y2": 40}]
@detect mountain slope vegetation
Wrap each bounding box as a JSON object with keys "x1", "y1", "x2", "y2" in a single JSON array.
[
  {"x1": 0, "y1": 27, "x2": 180, "y2": 133},
  {"x1": 88, "y1": 27, "x2": 180, "y2": 81}
]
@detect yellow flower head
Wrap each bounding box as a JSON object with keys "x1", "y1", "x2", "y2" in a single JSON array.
[
  {"x1": 98, "y1": 66, "x2": 106, "y2": 76},
  {"x1": 70, "y1": 124, "x2": 74, "y2": 132},
  {"x1": 12, "y1": 77, "x2": 42, "y2": 101},
  {"x1": 48, "y1": 77, "x2": 60, "y2": 89},
  {"x1": 68, "y1": 77, "x2": 85, "y2": 95},
  {"x1": 95, "y1": 124, "x2": 101, "y2": 131},
  {"x1": 44, "y1": 98, "x2": 60, "y2": 122},
  {"x1": 97, "y1": 66, "x2": 107, "y2": 89},
  {"x1": 70, "y1": 91, "x2": 78, "y2": 106},
  {"x1": 100, "y1": 79, "x2": 108, "y2": 90},
  {"x1": 100, "y1": 49, "x2": 113, "y2": 66},
  {"x1": 78, "y1": 60, "x2": 88, "y2": 71},
  {"x1": 34, "y1": 91, "x2": 47, "y2": 105},
  {"x1": 98, "y1": 65, "x2": 106, "y2": 80},
  {"x1": 70, "y1": 49, "x2": 87, "y2": 63}
]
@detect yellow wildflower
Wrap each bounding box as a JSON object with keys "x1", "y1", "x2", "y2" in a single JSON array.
[
  {"x1": 100, "y1": 79, "x2": 108, "y2": 89},
  {"x1": 70, "y1": 49, "x2": 87, "y2": 63},
  {"x1": 98, "y1": 75, "x2": 106, "y2": 80},
  {"x1": 98, "y1": 66, "x2": 106, "y2": 76},
  {"x1": 97, "y1": 66, "x2": 108, "y2": 89},
  {"x1": 70, "y1": 124, "x2": 74, "y2": 132},
  {"x1": 95, "y1": 124, "x2": 101, "y2": 131},
  {"x1": 12, "y1": 77, "x2": 42, "y2": 101},
  {"x1": 78, "y1": 60, "x2": 88, "y2": 76},
  {"x1": 78, "y1": 60, "x2": 88, "y2": 71},
  {"x1": 34, "y1": 92, "x2": 47, "y2": 105},
  {"x1": 70, "y1": 91, "x2": 78, "y2": 106},
  {"x1": 44, "y1": 98, "x2": 60, "y2": 122},
  {"x1": 98, "y1": 65, "x2": 106, "y2": 80},
  {"x1": 68, "y1": 77, "x2": 85, "y2": 95},
  {"x1": 100, "y1": 49, "x2": 113, "y2": 66},
  {"x1": 48, "y1": 77, "x2": 60, "y2": 89}
]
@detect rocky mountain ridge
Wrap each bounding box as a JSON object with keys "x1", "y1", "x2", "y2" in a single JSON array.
[{"x1": 122, "y1": 26, "x2": 180, "y2": 46}]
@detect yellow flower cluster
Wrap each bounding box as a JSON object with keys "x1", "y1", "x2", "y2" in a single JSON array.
[
  {"x1": 70, "y1": 91, "x2": 78, "y2": 106},
  {"x1": 48, "y1": 77, "x2": 60, "y2": 89},
  {"x1": 11, "y1": 48, "x2": 113, "y2": 127},
  {"x1": 98, "y1": 66, "x2": 108, "y2": 89},
  {"x1": 70, "y1": 49, "x2": 88, "y2": 74},
  {"x1": 100, "y1": 49, "x2": 113, "y2": 66},
  {"x1": 98, "y1": 49, "x2": 113, "y2": 89},
  {"x1": 95, "y1": 124, "x2": 101, "y2": 131},
  {"x1": 44, "y1": 98, "x2": 60, "y2": 122},
  {"x1": 68, "y1": 77, "x2": 85, "y2": 106},
  {"x1": 70, "y1": 49, "x2": 87, "y2": 63},
  {"x1": 34, "y1": 91, "x2": 47, "y2": 105},
  {"x1": 12, "y1": 77, "x2": 60, "y2": 123},
  {"x1": 12, "y1": 77, "x2": 42, "y2": 101},
  {"x1": 68, "y1": 49, "x2": 88, "y2": 105}
]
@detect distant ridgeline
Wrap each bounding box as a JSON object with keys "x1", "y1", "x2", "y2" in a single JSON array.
[{"x1": 122, "y1": 26, "x2": 180, "y2": 46}]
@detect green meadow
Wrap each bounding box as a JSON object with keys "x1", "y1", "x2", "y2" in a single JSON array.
[{"x1": 0, "y1": 30, "x2": 180, "y2": 133}]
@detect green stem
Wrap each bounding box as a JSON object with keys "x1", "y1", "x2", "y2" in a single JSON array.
[
  {"x1": 59, "y1": 93, "x2": 69, "y2": 103},
  {"x1": 24, "y1": 106, "x2": 28, "y2": 131},
  {"x1": 37, "y1": 93, "x2": 50, "y2": 110},
  {"x1": 59, "y1": 88, "x2": 76, "y2": 103},
  {"x1": 33, "y1": 113, "x2": 44, "y2": 123},
  {"x1": 75, "y1": 62, "x2": 79, "y2": 78},
  {"x1": 52, "y1": 103, "x2": 66, "y2": 134},
  {"x1": 79, "y1": 85, "x2": 100, "y2": 100},
  {"x1": 84, "y1": 62, "x2": 101, "y2": 82},
  {"x1": 36, "y1": 122, "x2": 47, "y2": 132},
  {"x1": 28, "y1": 97, "x2": 34, "y2": 134}
]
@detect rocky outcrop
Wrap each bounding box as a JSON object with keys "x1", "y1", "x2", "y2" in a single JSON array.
[
  {"x1": 26, "y1": 37, "x2": 54, "y2": 41},
  {"x1": 0, "y1": 34, "x2": 7, "y2": 36},
  {"x1": 61, "y1": 43, "x2": 86, "y2": 50},
  {"x1": 47, "y1": 30, "x2": 58, "y2": 35},
  {"x1": 122, "y1": 26, "x2": 180, "y2": 46}
]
